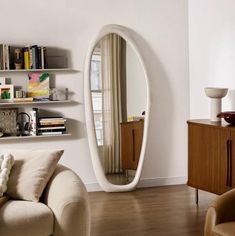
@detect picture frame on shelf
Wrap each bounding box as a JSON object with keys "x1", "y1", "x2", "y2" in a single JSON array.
[
  {"x1": 27, "y1": 72, "x2": 50, "y2": 101},
  {"x1": 0, "y1": 84, "x2": 14, "y2": 102}
]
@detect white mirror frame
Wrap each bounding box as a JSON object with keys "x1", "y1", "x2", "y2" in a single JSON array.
[{"x1": 84, "y1": 24, "x2": 151, "y2": 192}]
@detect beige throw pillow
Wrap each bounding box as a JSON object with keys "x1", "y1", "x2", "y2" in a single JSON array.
[{"x1": 6, "y1": 149, "x2": 63, "y2": 202}]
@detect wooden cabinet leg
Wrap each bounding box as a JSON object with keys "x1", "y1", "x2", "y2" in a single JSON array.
[{"x1": 195, "y1": 188, "x2": 198, "y2": 205}]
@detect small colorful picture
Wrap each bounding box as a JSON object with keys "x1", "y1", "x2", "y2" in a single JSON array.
[
  {"x1": 0, "y1": 85, "x2": 14, "y2": 101},
  {"x1": 27, "y1": 73, "x2": 50, "y2": 101}
]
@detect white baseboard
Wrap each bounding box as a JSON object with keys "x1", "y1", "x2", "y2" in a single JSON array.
[
  {"x1": 85, "y1": 176, "x2": 187, "y2": 192},
  {"x1": 137, "y1": 176, "x2": 187, "y2": 188},
  {"x1": 85, "y1": 182, "x2": 102, "y2": 192}
]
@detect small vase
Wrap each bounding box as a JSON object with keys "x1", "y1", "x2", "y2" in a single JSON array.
[{"x1": 204, "y1": 87, "x2": 228, "y2": 122}]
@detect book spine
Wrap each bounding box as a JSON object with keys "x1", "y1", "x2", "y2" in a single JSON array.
[
  {"x1": 3, "y1": 44, "x2": 6, "y2": 70},
  {"x1": 38, "y1": 132, "x2": 64, "y2": 135},
  {"x1": 32, "y1": 45, "x2": 39, "y2": 69},
  {"x1": 29, "y1": 47, "x2": 33, "y2": 69},
  {"x1": 39, "y1": 122, "x2": 65, "y2": 125},
  {"x1": 41, "y1": 47, "x2": 45, "y2": 69},
  {"x1": 23, "y1": 47, "x2": 30, "y2": 69},
  {"x1": 39, "y1": 118, "x2": 66, "y2": 121},
  {"x1": 9, "y1": 46, "x2": 15, "y2": 69},
  {"x1": 30, "y1": 108, "x2": 38, "y2": 136},
  {"x1": 2, "y1": 44, "x2": 5, "y2": 70},
  {"x1": 38, "y1": 47, "x2": 42, "y2": 69},
  {"x1": 38, "y1": 124, "x2": 64, "y2": 127},
  {"x1": 38, "y1": 127, "x2": 66, "y2": 130},
  {"x1": 43, "y1": 47, "x2": 47, "y2": 68},
  {"x1": 38, "y1": 125, "x2": 66, "y2": 129},
  {"x1": 38, "y1": 128, "x2": 66, "y2": 132},
  {"x1": 6, "y1": 45, "x2": 10, "y2": 70},
  {"x1": 0, "y1": 45, "x2": 3, "y2": 70}
]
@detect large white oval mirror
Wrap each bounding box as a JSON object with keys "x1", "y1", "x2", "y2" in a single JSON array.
[{"x1": 85, "y1": 25, "x2": 150, "y2": 192}]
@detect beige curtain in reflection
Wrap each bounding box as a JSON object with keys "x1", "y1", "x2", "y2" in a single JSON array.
[{"x1": 100, "y1": 33, "x2": 127, "y2": 174}]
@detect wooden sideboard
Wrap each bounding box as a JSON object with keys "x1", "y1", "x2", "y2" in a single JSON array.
[
  {"x1": 187, "y1": 119, "x2": 235, "y2": 196},
  {"x1": 120, "y1": 119, "x2": 144, "y2": 171}
]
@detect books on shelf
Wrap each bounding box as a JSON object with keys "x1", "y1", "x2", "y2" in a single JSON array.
[
  {"x1": 39, "y1": 117, "x2": 66, "y2": 122},
  {"x1": 23, "y1": 45, "x2": 47, "y2": 70},
  {"x1": 38, "y1": 117, "x2": 67, "y2": 135},
  {"x1": 0, "y1": 44, "x2": 10, "y2": 70},
  {"x1": 0, "y1": 44, "x2": 47, "y2": 70},
  {"x1": 38, "y1": 126, "x2": 66, "y2": 131},
  {"x1": 38, "y1": 132, "x2": 65, "y2": 136},
  {"x1": 13, "y1": 97, "x2": 34, "y2": 103}
]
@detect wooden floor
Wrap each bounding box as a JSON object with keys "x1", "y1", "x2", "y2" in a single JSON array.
[{"x1": 89, "y1": 185, "x2": 217, "y2": 236}]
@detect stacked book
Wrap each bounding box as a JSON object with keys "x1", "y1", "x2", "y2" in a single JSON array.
[{"x1": 38, "y1": 117, "x2": 66, "y2": 136}]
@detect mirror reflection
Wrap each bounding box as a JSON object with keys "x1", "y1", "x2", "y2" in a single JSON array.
[{"x1": 90, "y1": 33, "x2": 147, "y2": 185}]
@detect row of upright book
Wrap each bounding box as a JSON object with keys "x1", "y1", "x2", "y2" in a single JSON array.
[{"x1": 0, "y1": 44, "x2": 47, "y2": 70}]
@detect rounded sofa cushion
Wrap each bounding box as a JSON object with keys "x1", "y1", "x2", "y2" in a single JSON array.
[
  {"x1": 0, "y1": 200, "x2": 53, "y2": 236},
  {"x1": 213, "y1": 222, "x2": 235, "y2": 236}
]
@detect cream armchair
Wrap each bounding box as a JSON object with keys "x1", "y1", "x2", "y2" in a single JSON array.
[
  {"x1": 204, "y1": 188, "x2": 235, "y2": 236},
  {"x1": 0, "y1": 164, "x2": 90, "y2": 236}
]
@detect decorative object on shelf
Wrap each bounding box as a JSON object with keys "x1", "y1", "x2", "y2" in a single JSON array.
[
  {"x1": 217, "y1": 111, "x2": 235, "y2": 125},
  {"x1": 0, "y1": 77, "x2": 5, "y2": 85},
  {"x1": 204, "y1": 87, "x2": 228, "y2": 122},
  {"x1": 47, "y1": 55, "x2": 66, "y2": 69},
  {"x1": 65, "y1": 88, "x2": 69, "y2": 100},
  {"x1": 27, "y1": 73, "x2": 50, "y2": 101},
  {"x1": 50, "y1": 87, "x2": 69, "y2": 101},
  {"x1": 16, "y1": 112, "x2": 31, "y2": 136},
  {"x1": 14, "y1": 48, "x2": 22, "y2": 69},
  {"x1": 15, "y1": 90, "x2": 26, "y2": 98},
  {"x1": 0, "y1": 108, "x2": 17, "y2": 136},
  {"x1": 0, "y1": 85, "x2": 14, "y2": 102},
  {"x1": 50, "y1": 88, "x2": 58, "y2": 101}
]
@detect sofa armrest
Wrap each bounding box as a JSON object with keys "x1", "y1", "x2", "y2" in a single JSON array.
[
  {"x1": 204, "y1": 188, "x2": 235, "y2": 235},
  {"x1": 42, "y1": 164, "x2": 90, "y2": 236}
]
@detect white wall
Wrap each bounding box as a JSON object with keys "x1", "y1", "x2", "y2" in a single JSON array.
[
  {"x1": 189, "y1": 0, "x2": 235, "y2": 118},
  {"x1": 126, "y1": 43, "x2": 147, "y2": 118},
  {"x1": 0, "y1": 0, "x2": 189, "y2": 190}
]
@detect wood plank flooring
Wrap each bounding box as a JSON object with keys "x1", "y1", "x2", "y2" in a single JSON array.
[{"x1": 89, "y1": 185, "x2": 217, "y2": 236}]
